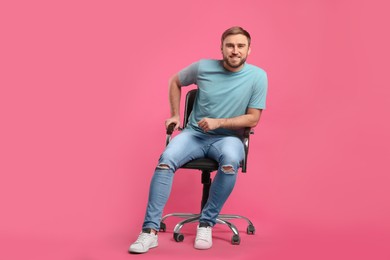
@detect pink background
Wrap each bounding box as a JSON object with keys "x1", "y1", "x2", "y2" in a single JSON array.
[{"x1": 1, "y1": 0, "x2": 389, "y2": 259}]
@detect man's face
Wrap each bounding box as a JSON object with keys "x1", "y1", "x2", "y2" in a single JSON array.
[{"x1": 221, "y1": 34, "x2": 251, "y2": 72}]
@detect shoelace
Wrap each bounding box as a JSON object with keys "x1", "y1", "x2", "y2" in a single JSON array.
[
  {"x1": 136, "y1": 233, "x2": 151, "y2": 243},
  {"x1": 197, "y1": 227, "x2": 211, "y2": 241}
]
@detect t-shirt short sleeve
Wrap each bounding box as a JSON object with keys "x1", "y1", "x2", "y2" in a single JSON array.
[
  {"x1": 249, "y1": 71, "x2": 268, "y2": 109},
  {"x1": 178, "y1": 61, "x2": 200, "y2": 86}
]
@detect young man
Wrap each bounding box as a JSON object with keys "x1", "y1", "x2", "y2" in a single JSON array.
[{"x1": 129, "y1": 26, "x2": 268, "y2": 253}]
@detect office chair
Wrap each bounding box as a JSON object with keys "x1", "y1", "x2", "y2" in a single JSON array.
[{"x1": 160, "y1": 89, "x2": 255, "y2": 245}]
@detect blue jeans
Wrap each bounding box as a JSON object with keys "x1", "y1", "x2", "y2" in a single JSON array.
[{"x1": 142, "y1": 128, "x2": 245, "y2": 230}]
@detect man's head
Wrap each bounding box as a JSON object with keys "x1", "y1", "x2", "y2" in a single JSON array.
[{"x1": 221, "y1": 26, "x2": 251, "y2": 72}]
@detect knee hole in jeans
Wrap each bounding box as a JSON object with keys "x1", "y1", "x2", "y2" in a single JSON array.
[
  {"x1": 221, "y1": 165, "x2": 235, "y2": 174},
  {"x1": 156, "y1": 164, "x2": 170, "y2": 170}
]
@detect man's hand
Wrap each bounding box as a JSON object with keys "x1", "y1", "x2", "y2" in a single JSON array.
[
  {"x1": 165, "y1": 115, "x2": 180, "y2": 130},
  {"x1": 197, "y1": 118, "x2": 222, "y2": 132}
]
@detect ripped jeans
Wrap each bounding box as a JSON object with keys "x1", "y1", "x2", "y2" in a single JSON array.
[{"x1": 142, "y1": 128, "x2": 245, "y2": 230}]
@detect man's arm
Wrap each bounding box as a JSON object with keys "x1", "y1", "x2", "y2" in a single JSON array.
[
  {"x1": 197, "y1": 108, "x2": 262, "y2": 132},
  {"x1": 165, "y1": 74, "x2": 182, "y2": 130}
]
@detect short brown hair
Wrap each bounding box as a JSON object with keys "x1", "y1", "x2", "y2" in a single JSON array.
[{"x1": 221, "y1": 26, "x2": 251, "y2": 47}]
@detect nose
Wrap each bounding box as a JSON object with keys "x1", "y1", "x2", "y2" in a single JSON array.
[{"x1": 232, "y1": 46, "x2": 239, "y2": 54}]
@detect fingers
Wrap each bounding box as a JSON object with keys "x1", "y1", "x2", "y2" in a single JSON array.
[
  {"x1": 165, "y1": 118, "x2": 180, "y2": 130},
  {"x1": 165, "y1": 121, "x2": 177, "y2": 129},
  {"x1": 197, "y1": 118, "x2": 209, "y2": 132},
  {"x1": 197, "y1": 118, "x2": 221, "y2": 132}
]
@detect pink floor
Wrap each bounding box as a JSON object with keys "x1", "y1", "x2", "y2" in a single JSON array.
[{"x1": 2, "y1": 220, "x2": 389, "y2": 260}]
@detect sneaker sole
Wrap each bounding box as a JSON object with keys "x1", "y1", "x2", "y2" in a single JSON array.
[
  {"x1": 194, "y1": 243, "x2": 212, "y2": 250},
  {"x1": 129, "y1": 242, "x2": 158, "y2": 254}
]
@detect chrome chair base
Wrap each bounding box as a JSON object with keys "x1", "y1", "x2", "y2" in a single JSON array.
[{"x1": 160, "y1": 213, "x2": 255, "y2": 245}]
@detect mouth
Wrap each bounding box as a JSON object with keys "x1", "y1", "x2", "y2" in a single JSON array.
[{"x1": 229, "y1": 56, "x2": 241, "y2": 62}]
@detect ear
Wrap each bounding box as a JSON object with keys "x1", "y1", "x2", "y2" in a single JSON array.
[{"x1": 248, "y1": 47, "x2": 251, "y2": 55}]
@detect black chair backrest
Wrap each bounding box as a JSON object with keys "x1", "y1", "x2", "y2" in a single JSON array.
[{"x1": 183, "y1": 89, "x2": 197, "y2": 128}]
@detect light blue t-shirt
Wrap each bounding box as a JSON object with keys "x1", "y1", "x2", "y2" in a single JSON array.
[{"x1": 178, "y1": 59, "x2": 268, "y2": 136}]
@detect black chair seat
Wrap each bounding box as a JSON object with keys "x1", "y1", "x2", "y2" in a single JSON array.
[{"x1": 181, "y1": 158, "x2": 219, "y2": 171}]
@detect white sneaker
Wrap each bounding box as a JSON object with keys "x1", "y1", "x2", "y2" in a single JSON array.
[
  {"x1": 194, "y1": 224, "x2": 212, "y2": 250},
  {"x1": 129, "y1": 230, "x2": 158, "y2": 254}
]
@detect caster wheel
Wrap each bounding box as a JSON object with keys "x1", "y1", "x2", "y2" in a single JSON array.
[
  {"x1": 231, "y1": 234, "x2": 241, "y2": 245},
  {"x1": 174, "y1": 233, "x2": 184, "y2": 242},
  {"x1": 159, "y1": 222, "x2": 166, "y2": 232},
  {"x1": 247, "y1": 224, "x2": 255, "y2": 235}
]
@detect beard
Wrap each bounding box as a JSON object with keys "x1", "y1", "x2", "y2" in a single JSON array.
[{"x1": 223, "y1": 54, "x2": 247, "y2": 69}]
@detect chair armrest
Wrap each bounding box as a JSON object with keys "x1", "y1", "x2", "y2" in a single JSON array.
[
  {"x1": 165, "y1": 123, "x2": 183, "y2": 146},
  {"x1": 165, "y1": 123, "x2": 176, "y2": 146},
  {"x1": 166, "y1": 123, "x2": 176, "y2": 135},
  {"x1": 241, "y1": 127, "x2": 254, "y2": 173},
  {"x1": 243, "y1": 127, "x2": 254, "y2": 137}
]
